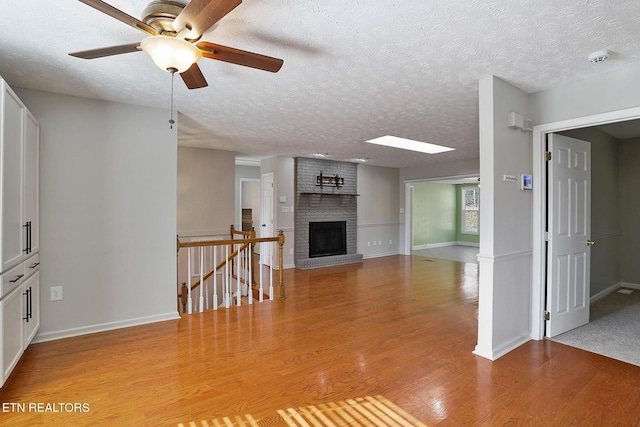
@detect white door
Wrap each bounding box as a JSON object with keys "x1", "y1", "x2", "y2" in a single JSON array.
[
  {"x1": 261, "y1": 173, "x2": 274, "y2": 267},
  {"x1": 546, "y1": 133, "x2": 591, "y2": 337}
]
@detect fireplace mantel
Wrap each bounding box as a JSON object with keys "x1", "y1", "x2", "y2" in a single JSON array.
[{"x1": 300, "y1": 192, "x2": 359, "y2": 196}]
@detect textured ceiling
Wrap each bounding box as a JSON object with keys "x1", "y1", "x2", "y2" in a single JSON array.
[{"x1": 3, "y1": 0, "x2": 640, "y2": 168}]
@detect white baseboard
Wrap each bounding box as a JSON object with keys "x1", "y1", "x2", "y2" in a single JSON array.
[
  {"x1": 473, "y1": 334, "x2": 531, "y2": 361},
  {"x1": 32, "y1": 312, "x2": 181, "y2": 344},
  {"x1": 590, "y1": 283, "x2": 620, "y2": 304},
  {"x1": 362, "y1": 252, "x2": 397, "y2": 260},
  {"x1": 591, "y1": 282, "x2": 640, "y2": 304},
  {"x1": 457, "y1": 241, "x2": 480, "y2": 247},
  {"x1": 618, "y1": 282, "x2": 640, "y2": 290}
]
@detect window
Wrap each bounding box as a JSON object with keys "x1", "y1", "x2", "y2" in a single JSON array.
[{"x1": 461, "y1": 187, "x2": 479, "y2": 234}]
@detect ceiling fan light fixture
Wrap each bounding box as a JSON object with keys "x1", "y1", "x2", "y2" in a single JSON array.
[{"x1": 140, "y1": 35, "x2": 202, "y2": 73}]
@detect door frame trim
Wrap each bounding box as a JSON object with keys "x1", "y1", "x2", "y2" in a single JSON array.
[{"x1": 531, "y1": 106, "x2": 640, "y2": 340}]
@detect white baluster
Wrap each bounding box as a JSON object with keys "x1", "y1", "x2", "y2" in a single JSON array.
[
  {"x1": 236, "y1": 243, "x2": 241, "y2": 306},
  {"x1": 213, "y1": 245, "x2": 218, "y2": 310},
  {"x1": 269, "y1": 242, "x2": 274, "y2": 300},
  {"x1": 199, "y1": 246, "x2": 204, "y2": 312},
  {"x1": 225, "y1": 245, "x2": 230, "y2": 308},
  {"x1": 187, "y1": 247, "x2": 193, "y2": 314},
  {"x1": 259, "y1": 242, "x2": 264, "y2": 302},
  {"x1": 248, "y1": 242, "x2": 253, "y2": 304},
  {"x1": 239, "y1": 243, "x2": 244, "y2": 297},
  {"x1": 204, "y1": 246, "x2": 210, "y2": 310}
]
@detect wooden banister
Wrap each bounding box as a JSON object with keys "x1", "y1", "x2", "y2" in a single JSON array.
[
  {"x1": 178, "y1": 225, "x2": 285, "y2": 310},
  {"x1": 187, "y1": 241, "x2": 250, "y2": 291}
]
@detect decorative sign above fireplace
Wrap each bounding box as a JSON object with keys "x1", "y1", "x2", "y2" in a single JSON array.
[{"x1": 316, "y1": 171, "x2": 344, "y2": 188}]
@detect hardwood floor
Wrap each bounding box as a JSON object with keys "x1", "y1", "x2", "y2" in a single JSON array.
[{"x1": 1, "y1": 255, "x2": 640, "y2": 426}]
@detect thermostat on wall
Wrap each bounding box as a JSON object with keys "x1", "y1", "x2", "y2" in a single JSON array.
[{"x1": 521, "y1": 174, "x2": 532, "y2": 190}]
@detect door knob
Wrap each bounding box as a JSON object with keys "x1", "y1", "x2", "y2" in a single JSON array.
[{"x1": 586, "y1": 240, "x2": 595, "y2": 246}]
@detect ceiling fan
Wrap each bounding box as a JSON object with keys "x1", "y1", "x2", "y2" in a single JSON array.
[{"x1": 69, "y1": 0, "x2": 284, "y2": 89}]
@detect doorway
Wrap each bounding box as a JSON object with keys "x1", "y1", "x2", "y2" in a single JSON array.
[
  {"x1": 532, "y1": 106, "x2": 640, "y2": 340},
  {"x1": 239, "y1": 178, "x2": 261, "y2": 232},
  {"x1": 404, "y1": 175, "x2": 480, "y2": 262}
]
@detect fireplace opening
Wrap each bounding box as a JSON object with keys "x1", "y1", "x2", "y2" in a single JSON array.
[{"x1": 309, "y1": 221, "x2": 347, "y2": 258}]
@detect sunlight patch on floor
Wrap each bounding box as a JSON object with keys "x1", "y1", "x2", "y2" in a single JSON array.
[{"x1": 178, "y1": 395, "x2": 427, "y2": 427}]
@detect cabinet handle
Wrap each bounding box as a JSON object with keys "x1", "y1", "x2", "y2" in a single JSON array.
[
  {"x1": 29, "y1": 262, "x2": 40, "y2": 269},
  {"x1": 23, "y1": 287, "x2": 31, "y2": 322},
  {"x1": 23, "y1": 222, "x2": 29, "y2": 253},
  {"x1": 28, "y1": 221, "x2": 32, "y2": 254},
  {"x1": 22, "y1": 221, "x2": 32, "y2": 254},
  {"x1": 10, "y1": 274, "x2": 24, "y2": 283}
]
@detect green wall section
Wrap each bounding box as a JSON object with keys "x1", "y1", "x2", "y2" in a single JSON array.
[
  {"x1": 412, "y1": 182, "x2": 479, "y2": 247},
  {"x1": 412, "y1": 183, "x2": 457, "y2": 246}
]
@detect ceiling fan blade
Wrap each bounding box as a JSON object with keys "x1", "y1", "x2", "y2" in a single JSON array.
[
  {"x1": 69, "y1": 43, "x2": 141, "y2": 59},
  {"x1": 180, "y1": 64, "x2": 209, "y2": 89},
  {"x1": 197, "y1": 42, "x2": 283, "y2": 73},
  {"x1": 173, "y1": 0, "x2": 242, "y2": 39},
  {"x1": 78, "y1": 0, "x2": 158, "y2": 36}
]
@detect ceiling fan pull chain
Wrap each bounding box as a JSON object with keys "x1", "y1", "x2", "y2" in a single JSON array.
[{"x1": 169, "y1": 67, "x2": 176, "y2": 129}]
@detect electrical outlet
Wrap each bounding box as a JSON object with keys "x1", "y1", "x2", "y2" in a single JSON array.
[{"x1": 51, "y1": 286, "x2": 63, "y2": 301}]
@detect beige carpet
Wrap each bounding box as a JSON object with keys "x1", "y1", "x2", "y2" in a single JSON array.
[{"x1": 551, "y1": 288, "x2": 640, "y2": 366}]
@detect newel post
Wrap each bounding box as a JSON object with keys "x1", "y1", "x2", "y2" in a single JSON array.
[{"x1": 277, "y1": 230, "x2": 286, "y2": 299}]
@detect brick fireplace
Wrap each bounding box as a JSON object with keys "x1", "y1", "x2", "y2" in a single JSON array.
[{"x1": 294, "y1": 157, "x2": 363, "y2": 269}]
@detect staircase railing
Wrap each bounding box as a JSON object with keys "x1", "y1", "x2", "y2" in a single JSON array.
[{"x1": 177, "y1": 225, "x2": 285, "y2": 314}]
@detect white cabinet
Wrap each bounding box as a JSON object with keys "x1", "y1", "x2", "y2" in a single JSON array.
[
  {"x1": 24, "y1": 111, "x2": 39, "y2": 256},
  {"x1": 1, "y1": 276, "x2": 24, "y2": 384},
  {"x1": 0, "y1": 78, "x2": 39, "y2": 387},
  {"x1": 1, "y1": 84, "x2": 25, "y2": 272},
  {"x1": 23, "y1": 260, "x2": 40, "y2": 346}
]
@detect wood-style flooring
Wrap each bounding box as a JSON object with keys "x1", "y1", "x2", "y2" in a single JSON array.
[{"x1": 1, "y1": 255, "x2": 640, "y2": 426}]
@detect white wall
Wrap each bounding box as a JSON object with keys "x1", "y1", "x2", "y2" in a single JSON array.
[
  {"x1": 357, "y1": 164, "x2": 400, "y2": 258},
  {"x1": 16, "y1": 89, "x2": 178, "y2": 341},
  {"x1": 177, "y1": 146, "x2": 235, "y2": 236},
  {"x1": 530, "y1": 61, "x2": 640, "y2": 125},
  {"x1": 474, "y1": 76, "x2": 532, "y2": 360}
]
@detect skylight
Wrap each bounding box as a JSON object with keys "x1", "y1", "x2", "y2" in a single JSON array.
[{"x1": 364, "y1": 135, "x2": 454, "y2": 154}]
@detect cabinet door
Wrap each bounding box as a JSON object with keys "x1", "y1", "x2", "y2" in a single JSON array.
[
  {"x1": 1, "y1": 83, "x2": 25, "y2": 272},
  {"x1": 23, "y1": 111, "x2": 39, "y2": 255},
  {"x1": 23, "y1": 271, "x2": 39, "y2": 345},
  {"x1": 1, "y1": 284, "x2": 24, "y2": 386}
]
